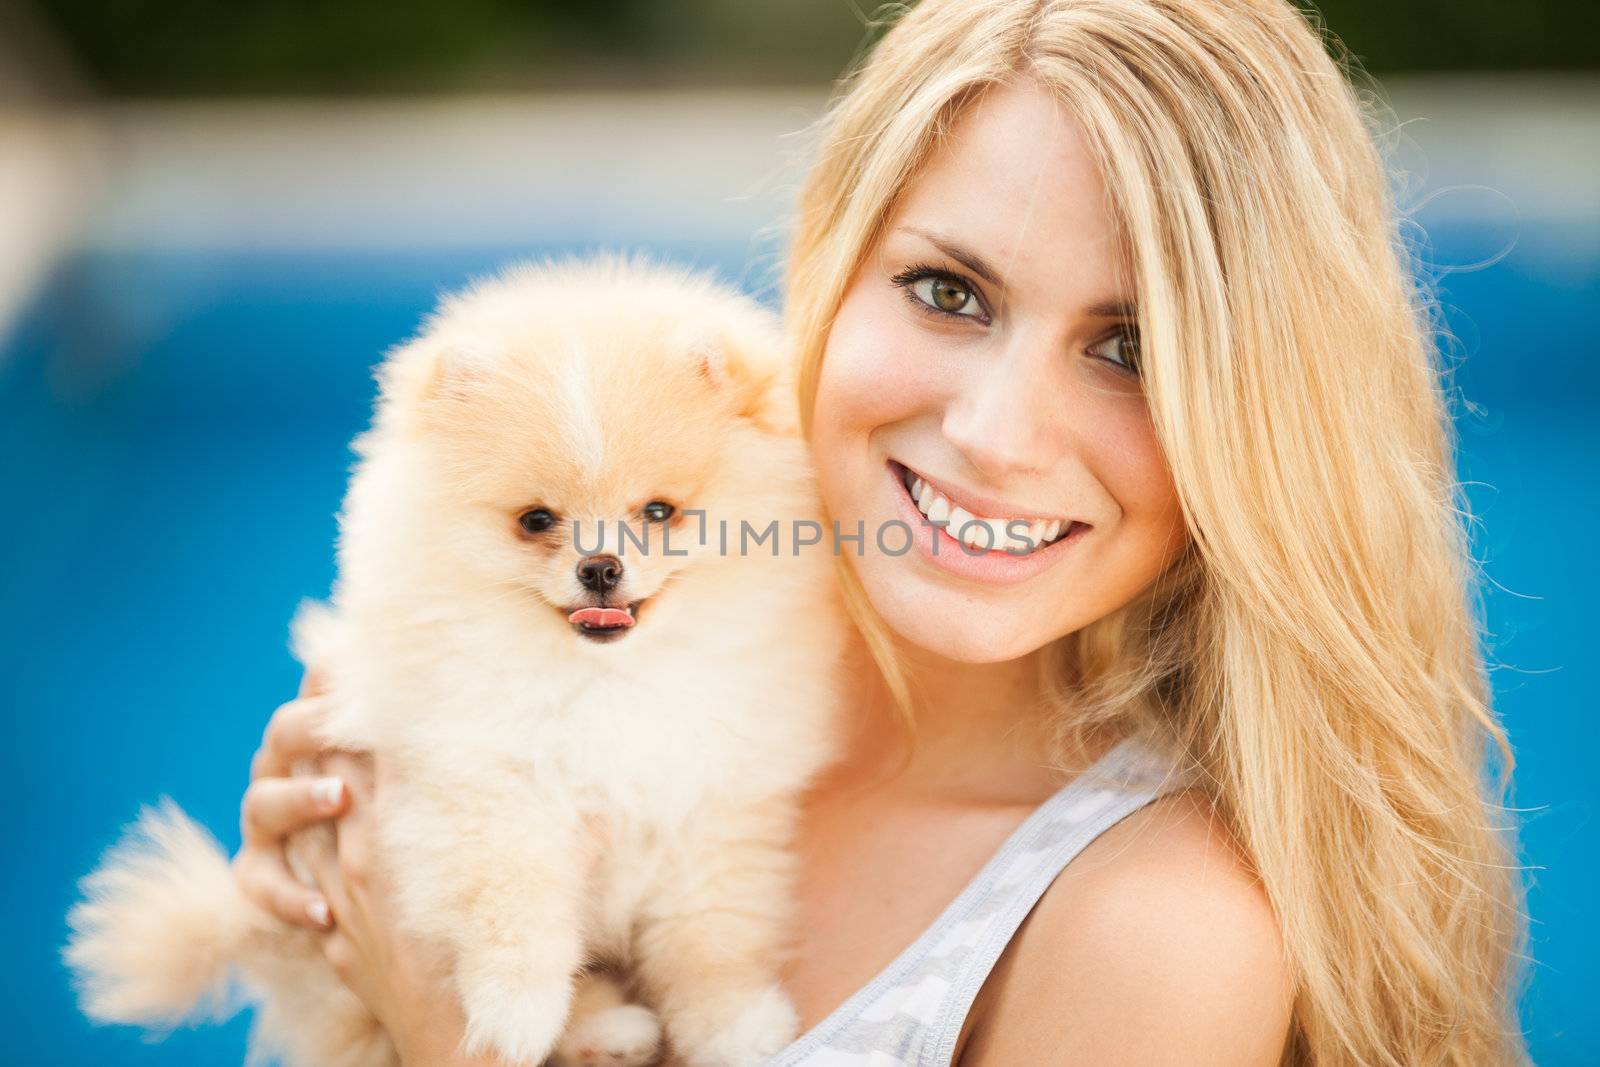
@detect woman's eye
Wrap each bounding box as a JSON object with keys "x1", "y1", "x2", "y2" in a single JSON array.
[
  {"x1": 915, "y1": 276, "x2": 978, "y2": 315},
  {"x1": 518, "y1": 508, "x2": 556, "y2": 534},
  {"x1": 642, "y1": 500, "x2": 675, "y2": 523},
  {"x1": 1087, "y1": 327, "x2": 1142, "y2": 377},
  {"x1": 892, "y1": 266, "x2": 989, "y2": 322}
]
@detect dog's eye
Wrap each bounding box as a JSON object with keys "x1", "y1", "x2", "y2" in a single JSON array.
[
  {"x1": 642, "y1": 501, "x2": 675, "y2": 523},
  {"x1": 518, "y1": 508, "x2": 557, "y2": 535}
]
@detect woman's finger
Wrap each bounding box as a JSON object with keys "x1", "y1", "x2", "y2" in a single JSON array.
[
  {"x1": 320, "y1": 927, "x2": 365, "y2": 993},
  {"x1": 241, "y1": 774, "x2": 347, "y2": 845},
  {"x1": 326, "y1": 752, "x2": 378, "y2": 894},
  {"x1": 234, "y1": 849, "x2": 333, "y2": 929},
  {"x1": 323, "y1": 750, "x2": 375, "y2": 800},
  {"x1": 298, "y1": 667, "x2": 328, "y2": 699},
  {"x1": 326, "y1": 758, "x2": 375, "y2": 890},
  {"x1": 295, "y1": 819, "x2": 358, "y2": 945},
  {"x1": 249, "y1": 694, "x2": 332, "y2": 781}
]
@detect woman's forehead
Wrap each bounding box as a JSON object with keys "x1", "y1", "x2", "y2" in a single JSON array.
[{"x1": 884, "y1": 83, "x2": 1135, "y2": 310}]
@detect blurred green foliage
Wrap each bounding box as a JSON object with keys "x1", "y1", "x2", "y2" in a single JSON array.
[{"x1": 23, "y1": 0, "x2": 1599, "y2": 97}]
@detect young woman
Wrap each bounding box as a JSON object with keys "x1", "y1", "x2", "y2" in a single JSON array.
[{"x1": 233, "y1": 0, "x2": 1530, "y2": 1062}]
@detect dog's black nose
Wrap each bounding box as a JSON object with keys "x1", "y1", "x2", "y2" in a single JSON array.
[{"x1": 576, "y1": 554, "x2": 623, "y2": 593}]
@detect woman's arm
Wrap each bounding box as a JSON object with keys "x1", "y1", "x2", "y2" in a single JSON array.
[
  {"x1": 234, "y1": 674, "x2": 504, "y2": 1066},
  {"x1": 959, "y1": 792, "x2": 1294, "y2": 1066},
  {"x1": 300, "y1": 749, "x2": 510, "y2": 1067}
]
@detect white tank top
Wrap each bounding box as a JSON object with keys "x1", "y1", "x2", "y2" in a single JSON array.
[{"x1": 766, "y1": 733, "x2": 1196, "y2": 1066}]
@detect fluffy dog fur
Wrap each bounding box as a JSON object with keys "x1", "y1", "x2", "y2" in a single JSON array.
[{"x1": 66, "y1": 257, "x2": 845, "y2": 1067}]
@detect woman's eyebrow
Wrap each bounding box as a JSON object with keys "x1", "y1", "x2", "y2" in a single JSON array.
[
  {"x1": 898, "y1": 226, "x2": 1004, "y2": 289},
  {"x1": 899, "y1": 227, "x2": 1138, "y2": 319},
  {"x1": 1084, "y1": 298, "x2": 1138, "y2": 318}
]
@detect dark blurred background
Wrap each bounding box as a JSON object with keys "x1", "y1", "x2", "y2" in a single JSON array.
[
  {"x1": 17, "y1": 0, "x2": 1600, "y2": 96},
  {"x1": 2, "y1": 2, "x2": 1595, "y2": 1065}
]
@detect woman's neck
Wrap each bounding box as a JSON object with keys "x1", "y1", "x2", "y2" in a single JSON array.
[{"x1": 830, "y1": 632, "x2": 1109, "y2": 806}]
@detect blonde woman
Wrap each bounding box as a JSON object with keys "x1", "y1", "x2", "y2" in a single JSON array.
[{"x1": 232, "y1": 0, "x2": 1530, "y2": 1063}]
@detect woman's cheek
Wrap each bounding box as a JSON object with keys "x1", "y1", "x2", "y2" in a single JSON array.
[
  {"x1": 817, "y1": 293, "x2": 932, "y2": 439},
  {"x1": 1088, "y1": 433, "x2": 1190, "y2": 592}
]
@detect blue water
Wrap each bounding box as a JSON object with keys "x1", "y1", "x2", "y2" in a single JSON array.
[{"x1": 2, "y1": 228, "x2": 1594, "y2": 1065}]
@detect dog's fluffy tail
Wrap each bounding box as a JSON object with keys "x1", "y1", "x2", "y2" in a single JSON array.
[{"x1": 65, "y1": 799, "x2": 256, "y2": 1029}]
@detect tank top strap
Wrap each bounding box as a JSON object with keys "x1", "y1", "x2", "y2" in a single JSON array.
[{"x1": 769, "y1": 733, "x2": 1198, "y2": 1066}]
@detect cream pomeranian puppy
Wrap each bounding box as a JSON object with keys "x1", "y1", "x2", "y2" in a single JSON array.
[{"x1": 65, "y1": 257, "x2": 845, "y2": 1067}]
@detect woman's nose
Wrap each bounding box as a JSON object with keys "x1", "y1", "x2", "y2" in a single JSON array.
[{"x1": 940, "y1": 342, "x2": 1056, "y2": 481}]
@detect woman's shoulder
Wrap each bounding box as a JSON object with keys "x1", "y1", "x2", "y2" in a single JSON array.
[{"x1": 959, "y1": 789, "x2": 1294, "y2": 1065}]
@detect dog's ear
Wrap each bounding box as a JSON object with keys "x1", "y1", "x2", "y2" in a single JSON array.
[
  {"x1": 375, "y1": 335, "x2": 496, "y2": 432},
  {"x1": 688, "y1": 323, "x2": 799, "y2": 437}
]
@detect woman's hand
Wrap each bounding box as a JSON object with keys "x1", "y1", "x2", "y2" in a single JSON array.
[
  {"x1": 234, "y1": 669, "x2": 349, "y2": 929},
  {"x1": 299, "y1": 749, "x2": 497, "y2": 1066},
  {"x1": 234, "y1": 673, "x2": 499, "y2": 1066}
]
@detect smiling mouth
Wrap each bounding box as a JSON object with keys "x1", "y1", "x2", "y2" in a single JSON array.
[
  {"x1": 892, "y1": 461, "x2": 1085, "y2": 555},
  {"x1": 563, "y1": 599, "x2": 644, "y2": 642}
]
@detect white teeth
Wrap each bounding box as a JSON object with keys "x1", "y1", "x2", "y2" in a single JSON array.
[
  {"x1": 947, "y1": 504, "x2": 976, "y2": 541},
  {"x1": 901, "y1": 466, "x2": 1072, "y2": 556}
]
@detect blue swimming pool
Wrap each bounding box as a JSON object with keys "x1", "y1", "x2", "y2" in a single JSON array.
[{"x1": 3, "y1": 225, "x2": 1594, "y2": 1064}]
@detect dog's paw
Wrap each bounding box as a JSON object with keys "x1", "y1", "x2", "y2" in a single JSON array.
[
  {"x1": 551, "y1": 1002, "x2": 663, "y2": 1067},
  {"x1": 459, "y1": 977, "x2": 573, "y2": 1066},
  {"x1": 677, "y1": 983, "x2": 798, "y2": 1067}
]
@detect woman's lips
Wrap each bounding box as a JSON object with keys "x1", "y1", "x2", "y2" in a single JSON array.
[
  {"x1": 895, "y1": 460, "x2": 1081, "y2": 551},
  {"x1": 884, "y1": 459, "x2": 1088, "y2": 586}
]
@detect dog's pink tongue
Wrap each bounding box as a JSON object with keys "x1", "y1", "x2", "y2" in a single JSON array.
[{"x1": 568, "y1": 606, "x2": 635, "y2": 628}]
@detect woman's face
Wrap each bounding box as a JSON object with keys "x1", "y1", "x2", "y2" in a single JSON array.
[{"x1": 810, "y1": 81, "x2": 1191, "y2": 663}]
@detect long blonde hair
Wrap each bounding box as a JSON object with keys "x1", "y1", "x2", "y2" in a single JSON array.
[{"x1": 783, "y1": 1, "x2": 1530, "y2": 1062}]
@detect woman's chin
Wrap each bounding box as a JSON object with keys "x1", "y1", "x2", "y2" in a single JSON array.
[{"x1": 857, "y1": 565, "x2": 1060, "y2": 665}]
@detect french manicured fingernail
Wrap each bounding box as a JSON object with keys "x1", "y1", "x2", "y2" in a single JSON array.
[
  {"x1": 312, "y1": 777, "x2": 344, "y2": 811},
  {"x1": 306, "y1": 898, "x2": 331, "y2": 928}
]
